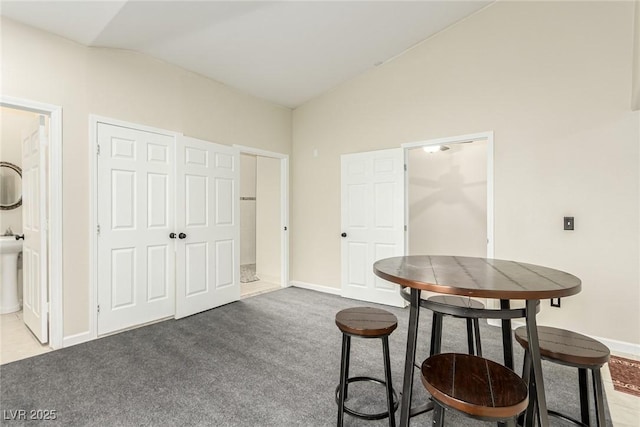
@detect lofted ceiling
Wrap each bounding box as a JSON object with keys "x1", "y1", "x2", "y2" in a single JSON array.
[{"x1": 1, "y1": 1, "x2": 492, "y2": 108}]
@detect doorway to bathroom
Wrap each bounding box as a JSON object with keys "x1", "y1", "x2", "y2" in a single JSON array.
[
  {"x1": 237, "y1": 146, "x2": 289, "y2": 298},
  {"x1": 0, "y1": 96, "x2": 63, "y2": 364}
]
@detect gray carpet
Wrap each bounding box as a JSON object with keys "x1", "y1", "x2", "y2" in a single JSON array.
[{"x1": 0, "y1": 287, "x2": 612, "y2": 426}]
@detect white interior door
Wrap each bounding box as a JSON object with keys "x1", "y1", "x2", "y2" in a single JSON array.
[
  {"x1": 175, "y1": 136, "x2": 240, "y2": 319},
  {"x1": 341, "y1": 148, "x2": 405, "y2": 307},
  {"x1": 22, "y1": 115, "x2": 48, "y2": 343},
  {"x1": 97, "y1": 123, "x2": 175, "y2": 335}
]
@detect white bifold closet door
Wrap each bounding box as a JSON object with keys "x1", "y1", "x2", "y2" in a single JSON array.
[
  {"x1": 175, "y1": 136, "x2": 240, "y2": 319},
  {"x1": 97, "y1": 123, "x2": 176, "y2": 335},
  {"x1": 97, "y1": 123, "x2": 240, "y2": 335}
]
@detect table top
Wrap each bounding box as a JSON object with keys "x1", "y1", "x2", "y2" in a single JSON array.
[{"x1": 373, "y1": 255, "x2": 581, "y2": 300}]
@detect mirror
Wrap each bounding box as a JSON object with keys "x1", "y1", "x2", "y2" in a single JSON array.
[{"x1": 0, "y1": 162, "x2": 22, "y2": 210}]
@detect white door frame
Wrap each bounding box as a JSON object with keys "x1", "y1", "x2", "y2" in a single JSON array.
[
  {"x1": 1, "y1": 95, "x2": 63, "y2": 349},
  {"x1": 401, "y1": 131, "x2": 495, "y2": 258},
  {"x1": 233, "y1": 145, "x2": 289, "y2": 289},
  {"x1": 88, "y1": 115, "x2": 179, "y2": 340}
]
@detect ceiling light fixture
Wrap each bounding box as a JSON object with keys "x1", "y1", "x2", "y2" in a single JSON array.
[{"x1": 422, "y1": 145, "x2": 450, "y2": 153}]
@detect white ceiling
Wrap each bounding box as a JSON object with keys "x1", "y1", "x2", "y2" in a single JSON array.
[{"x1": 1, "y1": 1, "x2": 492, "y2": 108}]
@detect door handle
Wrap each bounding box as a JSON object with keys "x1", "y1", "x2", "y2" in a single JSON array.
[
  {"x1": 15, "y1": 234, "x2": 24, "y2": 240},
  {"x1": 341, "y1": 233, "x2": 347, "y2": 238},
  {"x1": 178, "y1": 233, "x2": 187, "y2": 239},
  {"x1": 169, "y1": 233, "x2": 176, "y2": 239}
]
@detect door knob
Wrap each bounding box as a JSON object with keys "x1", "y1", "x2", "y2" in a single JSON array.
[
  {"x1": 15, "y1": 234, "x2": 24, "y2": 240},
  {"x1": 341, "y1": 233, "x2": 347, "y2": 238},
  {"x1": 178, "y1": 233, "x2": 187, "y2": 239},
  {"x1": 169, "y1": 233, "x2": 176, "y2": 239}
]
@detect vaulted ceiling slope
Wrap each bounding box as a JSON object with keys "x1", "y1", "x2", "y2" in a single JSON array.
[{"x1": 1, "y1": 1, "x2": 492, "y2": 108}]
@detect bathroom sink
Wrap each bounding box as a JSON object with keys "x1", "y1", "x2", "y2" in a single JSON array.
[
  {"x1": 1, "y1": 236, "x2": 22, "y2": 314},
  {"x1": 0, "y1": 236, "x2": 22, "y2": 254}
]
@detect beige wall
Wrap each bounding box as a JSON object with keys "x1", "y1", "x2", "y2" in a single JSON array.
[
  {"x1": 292, "y1": 1, "x2": 639, "y2": 345},
  {"x1": 3, "y1": 2, "x2": 639, "y2": 347},
  {"x1": 256, "y1": 156, "x2": 281, "y2": 283},
  {"x1": 1, "y1": 18, "x2": 292, "y2": 338},
  {"x1": 408, "y1": 141, "x2": 487, "y2": 257}
]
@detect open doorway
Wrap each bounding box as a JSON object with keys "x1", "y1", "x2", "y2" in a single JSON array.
[
  {"x1": 0, "y1": 99, "x2": 62, "y2": 363},
  {"x1": 407, "y1": 140, "x2": 489, "y2": 256},
  {"x1": 238, "y1": 149, "x2": 289, "y2": 298},
  {"x1": 404, "y1": 132, "x2": 493, "y2": 301}
]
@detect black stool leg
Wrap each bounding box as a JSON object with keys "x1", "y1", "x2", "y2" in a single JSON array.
[
  {"x1": 522, "y1": 349, "x2": 537, "y2": 427},
  {"x1": 473, "y1": 318, "x2": 482, "y2": 357},
  {"x1": 430, "y1": 313, "x2": 443, "y2": 356},
  {"x1": 466, "y1": 318, "x2": 475, "y2": 355},
  {"x1": 343, "y1": 336, "x2": 350, "y2": 401},
  {"x1": 500, "y1": 299, "x2": 514, "y2": 370},
  {"x1": 382, "y1": 336, "x2": 396, "y2": 427},
  {"x1": 592, "y1": 368, "x2": 606, "y2": 427},
  {"x1": 432, "y1": 402, "x2": 445, "y2": 427},
  {"x1": 337, "y1": 334, "x2": 351, "y2": 427},
  {"x1": 578, "y1": 368, "x2": 590, "y2": 426}
]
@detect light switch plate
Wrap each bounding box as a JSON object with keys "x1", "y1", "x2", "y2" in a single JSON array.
[{"x1": 564, "y1": 217, "x2": 574, "y2": 231}]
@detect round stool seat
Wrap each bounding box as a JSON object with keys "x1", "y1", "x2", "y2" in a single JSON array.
[
  {"x1": 335, "y1": 307, "x2": 398, "y2": 337},
  {"x1": 514, "y1": 326, "x2": 610, "y2": 368},
  {"x1": 421, "y1": 353, "x2": 528, "y2": 420},
  {"x1": 336, "y1": 307, "x2": 398, "y2": 426},
  {"x1": 427, "y1": 295, "x2": 484, "y2": 312}
]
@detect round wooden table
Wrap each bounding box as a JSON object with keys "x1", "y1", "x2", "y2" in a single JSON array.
[{"x1": 373, "y1": 255, "x2": 581, "y2": 427}]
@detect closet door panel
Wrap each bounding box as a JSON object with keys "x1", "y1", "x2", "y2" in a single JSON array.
[
  {"x1": 97, "y1": 123, "x2": 175, "y2": 335},
  {"x1": 175, "y1": 136, "x2": 240, "y2": 319}
]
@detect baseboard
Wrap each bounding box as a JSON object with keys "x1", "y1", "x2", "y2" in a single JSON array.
[
  {"x1": 486, "y1": 319, "x2": 640, "y2": 356},
  {"x1": 487, "y1": 319, "x2": 525, "y2": 328},
  {"x1": 593, "y1": 335, "x2": 640, "y2": 357},
  {"x1": 256, "y1": 273, "x2": 280, "y2": 285},
  {"x1": 62, "y1": 330, "x2": 95, "y2": 348},
  {"x1": 290, "y1": 281, "x2": 341, "y2": 296}
]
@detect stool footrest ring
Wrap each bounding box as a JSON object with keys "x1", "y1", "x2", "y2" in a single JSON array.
[
  {"x1": 335, "y1": 376, "x2": 399, "y2": 420},
  {"x1": 548, "y1": 410, "x2": 589, "y2": 427}
]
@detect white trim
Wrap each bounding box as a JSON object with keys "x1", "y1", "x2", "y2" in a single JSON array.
[
  {"x1": 290, "y1": 281, "x2": 341, "y2": 296},
  {"x1": 234, "y1": 144, "x2": 287, "y2": 160},
  {"x1": 89, "y1": 115, "x2": 180, "y2": 341},
  {"x1": 488, "y1": 319, "x2": 640, "y2": 356},
  {"x1": 281, "y1": 157, "x2": 289, "y2": 288},
  {"x1": 402, "y1": 131, "x2": 495, "y2": 258},
  {"x1": 233, "y1": 144, "x2": 290, "y2": 290},
  {"x1": 596, "y1": 336, "x2": 640, "y2": 357},
  {"x1": 403, "y1": 148, "x2": 410, "y2": 255},
  {"x1": 62, "y1": 330, "x2": 95, "y2": 348},
  {"x1": 88, "y1": 117, "x2": 98, "y2": 342},
  {"x1": 90, "y1": 115, "x2": 178, "y2": 138},
  {"x1": 401, "y1": 131, "x2": 493, "y2": 150},
  {"x1": 486, "y1": 132, "x2": 495, "y2": 258},
  {"x1": 1, "y1": 95, "x2": 63, "y2": 350}
]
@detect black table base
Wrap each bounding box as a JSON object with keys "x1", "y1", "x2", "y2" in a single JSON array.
[{"x1": 397, "y1": 287, "x2": 544, "y2": 426}]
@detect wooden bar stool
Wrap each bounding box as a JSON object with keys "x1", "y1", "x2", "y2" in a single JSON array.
[
  {"x1": 514, "y1": 326, "x2": 610, "y2": 427},
  {"x1": 421, "y1": 353, "x2": 528, "y2": 426},
  {"x1": 335, "y1": 307, "x2": 399, "y2": 427},
  {"x1": 427, "y1": 295, "x2": 484, "y2": 357}
]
